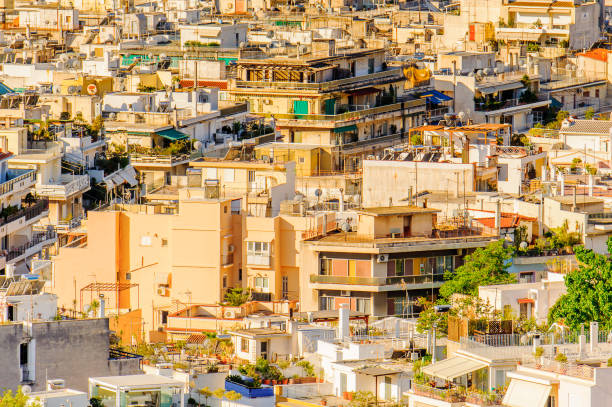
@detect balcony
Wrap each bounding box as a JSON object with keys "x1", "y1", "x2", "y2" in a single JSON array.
[
  {"x1": 0, "y1": 169, "x2": 36, "y2": 199},
  {"x1": 6, "y1": 229, "x2": 57, "y2": 263},
  {"x1": 0, "y1": 199, "x2": 49, "y2": 230},
  {"x1": 221, "y1": 253, "x2": 234, "y2": 266},
  {"x1": 251, "y1": 100, "x2": 425, "y2": 127},
  {"x1": 130, "y1": 151, "x2": 202, "y2": 167},
  {"x1": 247, "y1": 254, "x2": 271, "y2": 266},
  {"x1": 235, "y1": 69, "x2": 406, "y2": 93},
  {"x1": 474, "y1": 97, "x2": 550, "y2": 113},
  {"x1": 310, "y1": 273, "x2": 445, "y2": 290},
  {"x1": 35, "y1": 174, "x2": 90, "y2": 199}
]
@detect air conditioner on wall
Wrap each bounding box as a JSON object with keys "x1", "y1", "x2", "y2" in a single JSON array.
[{"x1": 376, "y1": 254, "x2": 389, "y2": 263}]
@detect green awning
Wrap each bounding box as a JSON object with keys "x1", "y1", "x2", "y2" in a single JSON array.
[
  {"x1": 550, "y1": 97, "x2": 563, "y2": 109},
  {"x1": 156, "y1": 128, "x2": 189, "y2": 141},
  {"x1": 333, "y1": 124, "x2": 358, "y2": 133}
]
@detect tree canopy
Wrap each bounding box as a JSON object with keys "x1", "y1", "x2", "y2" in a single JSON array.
[
  {"x1": 548, "y1": 237, "x2": 612, "y2": 330},
  {"x1": 0, "y1": 388, "x2": 40, "y2": 407},
  {"x1": 439, "y1": 240, "x2": 514, "y2": 298}
]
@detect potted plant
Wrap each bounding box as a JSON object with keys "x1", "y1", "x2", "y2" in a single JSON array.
[{"x1": 320, "y1": 399, "x2": 327, "y2": 406}]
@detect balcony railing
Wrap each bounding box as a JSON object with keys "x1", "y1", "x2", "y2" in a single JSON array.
[
  {"x1": 247, "y1": 254, "x2": 270, "y2": 266},
  {"x1": 310, "y1": 273, "x2": 445, "y2": 286},
  {"x1": 222, "y1": 253, "x2": 234, "y2": 266},
  {"x1": 250, "y1": 100, "x2": 424, "y2": 123},
  {"x1": 6, "y1": 229, "x2": 57, "y2": 261},
  {"x1": 0, "y1": 169, "x2": 36, "y2": 197},
  {"x1": 235, "y1": 69, "x2": 405, "y2": 92},
  {"x1": 35, "y1": 174, "x2": 90, "y2": 198},
  {"x1": 411, "y1": 383, "x2": 465, "y2": 403},
  {"x1": 0, "y1": 199, "x2": 48, "y2": 229},
  {"x1": 130, "y1": 151, "x2": 202, "y2": 165},
  {"x1": 475, "y1": 97, "x2": 549, "y2": 112}
]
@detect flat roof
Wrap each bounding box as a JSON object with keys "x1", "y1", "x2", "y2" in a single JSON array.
[
  {"x1": 229, "y1": 328, "x2": 290, "y2": 337},
  {"x1": 550, "y1": 196, "x2": 604, "y2": 205},
  {"x1": 356, "y1": 205, "x2": 440, "y2": 216},
  {"x1": 90, "y1": 374, "x2": 184, "y2": 388}
]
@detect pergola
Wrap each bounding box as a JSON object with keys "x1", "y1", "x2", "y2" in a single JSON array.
[{"x1": 80, "y1": 282, "x2": 139, "y2": 312}]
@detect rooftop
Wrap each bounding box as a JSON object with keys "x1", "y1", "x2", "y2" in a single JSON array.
[
  {"x1": 559, "y1": 119, "x2": 612, "y2": 135},
  {"x1": 229, "y1": 327, "x2": 290, "y2": 337},
  {"x1": 90, "y1": 374, "x2": 184, "y2": 388},
  {"x1": 356, "y1": 205, "x2": 440, "y2": 216}
]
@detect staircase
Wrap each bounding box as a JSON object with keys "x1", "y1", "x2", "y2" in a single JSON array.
[{"x1": 61, "y1": 159, "x2": 85, "y2": 175}]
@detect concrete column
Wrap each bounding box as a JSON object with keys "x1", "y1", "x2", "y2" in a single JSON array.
[
  {"x1": 542, "y1": 165, "x2": 547, "y2": 182},
  {"x1": 579, "y1": 334, "x2": 586, "y2": 358},
  {"x1": 559, "y1": 172, "x2": 565, "y2": 196},
  {"x1": 590, "y1": 322, "x2": 599, "y2": 353},
  {"x1": 338, "y1": 303, "x2": 349, "y2": 339},
  {"x1": 588, "y1": 174, "x2": 594, "y2": 197}
]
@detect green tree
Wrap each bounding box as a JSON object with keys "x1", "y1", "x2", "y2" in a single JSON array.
[
  {"x1": 439, "y1": 240, "x2": 514, "y2": 298},
  {"x1": 415, "y1": 297, "x2": 449, "y2": 334},
  {"x1": 224, "y1": 390, "x2": 242, "y2": 407},
  {"x1": 548, "y1": 237, "x2": 612, "y2": 330},
  {"x1": 0, "y1": 388, "x2": 40, "y2": 407},
  {"x1": 88, "y1": 299, "x2": 100, "y2": 316},
  {"x1": 224, "y1": 287, "x2": 250, "y2": 306},
  {"x1": 585, "y1": 107, "x2": 595, "y2": 120}
]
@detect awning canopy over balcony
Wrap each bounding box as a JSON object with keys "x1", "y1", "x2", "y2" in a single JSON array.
[
  {"x1": 502, "y1": 379, "x2": 551, "y2": 407},
  {"x1": 156, "y1": 128, "x2": 189, "y2": 141},
  {"x1": 419, "y1": 89, "x2": 453, "y2": 104},
  {"x1": 422, "y1": 356, "x2": 487, "y2": 381}
]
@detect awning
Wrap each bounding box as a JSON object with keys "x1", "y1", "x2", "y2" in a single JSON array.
[
  {"x1": 517, "y1": 298, "x2": 535, "y2": 304},
  {"x1": 156, "y1": 128, "x2": 189, "y2": 141},
  {"x1": 333, "y1": 124, "x2": 358, "y2": 133},
  {"x1": 420, "y1": 89, "x2": 452, "y2": 102},
  {"x1": 103, "y1": 165, "x2": 138, "y2": 191},
  {"x1": 551, "y1": 97, "x2": 563, "y2": 108},
  {"x1": 347, "y1": 87, "x2": 382, "y2": 96},
  {"x1": 502, "y1": 379, "x2": 551, "y2": 407},
  {"x1": 422, "y1": 357, "x2": 487, "y2": 381},
  {"x1": 478, "y1": 82, "x2": 524, "y2": 95}
]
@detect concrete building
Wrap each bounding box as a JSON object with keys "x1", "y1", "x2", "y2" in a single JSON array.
[
  {"x1": 0, "y1": 318, "x2": 141, "y2": 392},
  {"x1": 179, "y1": 23, "x2": 248, "y2": 50},
  {"x1": 300, "y1": 206, "x2": 499, "y2": 317},
  {"x1": 0, "y1": 278, "x2": 58, "y2": 322}
]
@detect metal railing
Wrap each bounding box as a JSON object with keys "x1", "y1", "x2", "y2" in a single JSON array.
[
  {"x1": 411, "y1": 383, "x2": 465, "y2": 403},
  {"x1": 109, "y1": 348, "x2": 143, "y2": 360},
  {"x1": 525, "y1": 358, "x2": 595, "y2": 381},
  {"x1": 130, "y1": 151, "x2": 202, "y2": 164},
  {"x1": 235, "y1": 69, "x2": 405, "y2": 92},
  {"x1": 310, "y1": 273, "x2": 444, "y2": 286},
  {"x1": 35, "y1": 174, "x2": 90, "y2": 198},
  {"x1": 221, "y1": 253, "x2": 234, "y2": 266},
  {"x1": 475, "y1": 96, "x2": 549, "y2": 112},
  {"x1": 250, "y1": 100, "x2": 424, "y2": 123},
  {"x1": 6, "y1": 229, "x2": 57, "y2": 261},
  {"x1": 0, "y1": 169, "x2": 36, "y2": 197},
  {"x1": 0, "y1": 200, "x2": 48, "y2": 229}
]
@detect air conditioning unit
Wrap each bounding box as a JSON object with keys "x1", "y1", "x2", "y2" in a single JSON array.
[
  {"x1": 224, "y1": 309, "x2": 236, "y2": 319},
  {"x1": 376, "y1": 254, "x2": 389, "y2": 263},
  {"x1": 340, "y1": 290, "x2": 351, "y2": 297},
  {"x1": 157, "y1": 287, "x2": 167, "y2": 296}
]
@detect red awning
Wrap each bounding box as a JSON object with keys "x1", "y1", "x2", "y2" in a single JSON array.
[{"x1": 517, "y1": 298, "x2": 535, "y2": 304}]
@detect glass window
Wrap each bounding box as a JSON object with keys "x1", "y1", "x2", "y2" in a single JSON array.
[
  {"x1": 319, "y1": 296, "x2": 334, "y2": 310},
  {"x1": 395, "y1": 259, "x2": 404, "y2": 276},
  {"x1": 356, "y1": 298, "x2": 371, "y2": 313},
  {"x1": 241, "y1": 337, "x2": 249, "y2": 352}
]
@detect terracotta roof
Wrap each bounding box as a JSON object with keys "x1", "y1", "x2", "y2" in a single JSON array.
[
  {"x1": 0, "y1": 152, "x2": 12, "y2": 160},
  {"x1": 179, "y1": 80, "x2": 228, "y2": 90},
  {"x1": 474, "y1": 214, "x2": 536, "y2": 229},
  {"x1": 577, "y1": 48, "x2": 609, "y2": 63}
]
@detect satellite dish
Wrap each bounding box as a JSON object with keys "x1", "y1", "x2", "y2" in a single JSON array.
[
  {"x1": 314, "y1": 188, "x2": 322, "y2": 197},
  {"x1": 193, "y1": 140, "x2": 202, "y2": 151},
  {"x1": 22, "y1": 386, "x2": 32, "y2": 394}
]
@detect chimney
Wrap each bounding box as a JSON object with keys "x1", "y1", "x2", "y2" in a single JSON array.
[
  {"x1": 99, "y1": 294, "x2": 105, "y2": 318},
  {"x1": 338, "y1": 303, "x2": 350, "y2": 339}
]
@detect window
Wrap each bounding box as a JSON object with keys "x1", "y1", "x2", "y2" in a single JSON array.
[
  {"x1": 319, "y1": 296, "x2": 334, "y2": 310},
  {"x1": 298, "y1": 157, "x2": 305, "y2": 163},
  {"x1": 223, "y1": 275, "x2": 227, "y2": 288},
  {"x1": 320, "y1": 258, "x2": 332, "y2": 275},
  {"x1": 584, "y1": 91, "x2": 590, "y2": 98},
  {"x1": 395, "y1": 259, "x2": 404, "y2": 276},
  {"x1": 255, "y1": 276, "x2": 269, "y2": 292},
  {"x1": 282, "y1": 276, "x2": 288, "y2": 298},
  {"x1": 224, "y1": 205, "x2": 227, "y2": 213},
  {"x1": 368, "y1": 58, "x2": 375, "y2": 74},
  {"x1": 140, "y1": 236, "x2": 152, "y2": 246},
  {"x1": 248, "y1": 170, "x2": 255, "y2": 183},
  {"x1": 356, "y1": 298, "x2": 371, "y2": 313},
  {"x1": 161, "y1": 238, "x2": 168, "y2": 247},
  {"x1": 241, "y1": 338, "x2": 249, "y2": 352},
  {"x1": 238, "y1": 268, "x2": 242, "y2": 281},
  {"x1": 248, "y1": 241, "x2": 270, "y2": 256},
  {"x1": 198, "y1": 94, "x2": 208, "y2": 103},
  {"x1": 596, "y1": 89, "x2": 600, "y2": 98},
  {"x1": 160, "y1": 310, "x2": 168, "y2": 324}
]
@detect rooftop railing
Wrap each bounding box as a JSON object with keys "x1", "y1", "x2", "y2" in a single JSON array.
[
  {"x1": 310, "y1": 273, "x2": 445, "y2": 286},
  {"x1": 0, "y1": 169, "x2": 36, "y2": 197}
]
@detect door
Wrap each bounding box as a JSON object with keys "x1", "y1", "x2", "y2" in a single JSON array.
[
  {"x1": 324, "y1": 98, "x2": 336, "y2": 115},
  {"x1": 260, "y1": 341, "x2": 268, "y2": 360},
  {"x1": 339, "y1": 373, "x2": 347, "y2": 396},
  {"x1": 384, "y1": 376, "x2": 392, "y2": 400},
  {"x1": 293, "y1": 100, "x2": 309, "y2": 116}
]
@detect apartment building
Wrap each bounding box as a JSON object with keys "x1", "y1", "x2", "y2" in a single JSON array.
[
  {"x1": 1, "y1": 128, "x2": 90, "y2": 230},
  {"x1": 228, "y1": 43, "x2": 428, "y2": 172},
  {"x1": 0, "y1": 132, "x2": 56, "y2": 276},
  {"x1": 300, "y1": 206, "x2": 499, "y2": 317}
]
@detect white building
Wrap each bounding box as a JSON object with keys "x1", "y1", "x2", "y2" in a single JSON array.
[
  {"x1": 179, "y1": 23, "x2": 248, "y2": 50},
  {"x1": 18, "y1": 7, "x2": 79, "y2": 31},
  {"x1": 0, "y1": 279, "x2": 57, "y2": 322}
]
